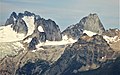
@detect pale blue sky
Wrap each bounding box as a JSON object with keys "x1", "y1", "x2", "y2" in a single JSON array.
[{"x1": 0, "y1": 0, "x2": 119, "y2": 30}]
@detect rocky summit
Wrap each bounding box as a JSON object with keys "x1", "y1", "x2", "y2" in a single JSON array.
[
  {"x1": 5, "y1": 11, "x2": 62, "y2": 41},
  {"x1": 0, "y1": 11, "x2": 120, "y2": 75},
  {"x1": 62, "y1": 13, "x2": 105, "y2": 39}
]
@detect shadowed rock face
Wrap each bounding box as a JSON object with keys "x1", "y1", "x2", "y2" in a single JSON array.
[
  {"x1": 43, "y1": 35, "x2": 114, "y2": 75},
  {"x1": 75, "y1": 56, "x2": 120, "y2": 75},
  {"x1": 11, "y1": 18, "x2": 28, "y2": 35},
  {"x1": 62, "y1": 13, "x2": 105, "y2": 39},
  {"x1": 16, "y1": 59, "x2": 50, "y2": 75},
  {"x1": 5, "y1": 12, "x2": 18, "y2": 25}
]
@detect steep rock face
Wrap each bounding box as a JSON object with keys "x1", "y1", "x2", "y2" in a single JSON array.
[
  {"x1": 62, "y1": 13, "x2": 105, "y2": 39},
  {"x1": 44, "y1": 35, "x2": 114, "y2": 75},
  {"x1": 80, "y1": 13, "x2": 105, "y2": 34},
  {"x1": 35, "y1": 18, "x2": 62, "y2": 41},
  {"x1": 11, "y1": 18, "x2": 28, "y2": 35},
  {"x1": 5, "y1": 11, "x2": 62, "y2": 41}
]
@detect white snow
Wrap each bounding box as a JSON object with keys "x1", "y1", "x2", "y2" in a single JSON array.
[
  {"x1": 62, "y1": 35, "x2": 68, "y2": 41},
  {"x1": 22, "y1": 16, "x2": 35, "y2": 36},
  {"x1": 44, "y1": 39, "x2": 76, "y2": 45},
  {"x1": 38, "y1": 26, "x2": 44, "y2": 32},
  {"x1": 103, "y1": 35, "x2": 120, "y2": 43},
  {"x1": 31, "y1": 47, "x2": 44, "y2": 52},
  {"x1": 0, "y1": 25, "x2": 25, "y2": 42},
  {"x1": 36, "y1": 35, "x2": 77, "y2": 49},
  {"x1": 13, "y1": 17, "x2": 16, "y2": 21},
  {"x1": 102, "y1": 56, "x2": 106, "y2": 60},
  {"x1": 83, "y1": 30, "x2": 97, "y2": 37},
  {"x1": 32, "y1": 50, "x2": 37, "y2": 52}
]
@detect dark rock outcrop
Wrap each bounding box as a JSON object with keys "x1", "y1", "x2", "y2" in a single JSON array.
[
  {"x1": 11, "y1": 18, "x2": 28, "y2": 35},
  {"x1": 5, "y1": 12, "x2": 17, "y2": 25},
  {"x1": 62, "y1": 13, "x2": 105, "y2": 39},
  {"x1": 28, "y1": 37, "x2": 39, "y2": 50},
  {"x1": 16, "y1": 59, "x2": 50, "y2": 75},
  {"x1": 23, "y1": 30, "x2": 46, "y2": 50}
]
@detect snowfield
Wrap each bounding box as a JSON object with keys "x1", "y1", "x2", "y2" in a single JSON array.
[
  {"x1": 36, "y1": 35, "x2": 77, "y2": 49},
  {"x1": 0, "y1": 25, "x2": 25, "y2": 42}
]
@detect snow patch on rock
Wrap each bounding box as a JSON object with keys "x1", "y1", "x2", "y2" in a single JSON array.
[
  {"x1": 83, "y1": 30, "x2": 97, "y2": 37},
  {"x1": 38, "y1": 26, "x2": 44, "y2": 32},
  {"x1": 62, "y1": 35, "x2": 68, "y2": 41},
  {"x1": 103, "y1": 35, "x2": 120, "y2": 43}
]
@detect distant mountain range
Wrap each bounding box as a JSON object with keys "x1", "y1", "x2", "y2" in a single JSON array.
[{"x1": 0, "y1": 11, "x2": 120, "y2": 75}]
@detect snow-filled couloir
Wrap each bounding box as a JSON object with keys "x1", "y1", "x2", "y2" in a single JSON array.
[{"x1": 22, "y1": 16, "x2": 35, "y2": 36}]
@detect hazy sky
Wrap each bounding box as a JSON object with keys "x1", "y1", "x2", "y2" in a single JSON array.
[{"x1": 0, "y1": 0, "x2": 119, "y2": 30}]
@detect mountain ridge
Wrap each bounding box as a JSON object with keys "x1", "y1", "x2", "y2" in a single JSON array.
[{"x1": 0, "y1": 11, "x2": 120, "y2": 75}]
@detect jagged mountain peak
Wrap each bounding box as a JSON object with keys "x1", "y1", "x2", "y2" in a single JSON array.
[
  {"x1": 88, "y1": 13, "x2": 98, "y2": 18},
  {"x1": 10, "y1": 12, "x2": 17, "y2": 18},
  {"x1": 23, "y1": 11, "x2": 35, "y2": 16},
  {"x1": 1, "y1": 11, "x2": 62, "y2": 50},
  {"x1": 62, "y1": 13, "x2": 105, "y2": 40},
  {"x1": 79, "y1": 13, "x2": 105, "y2": 33}
]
